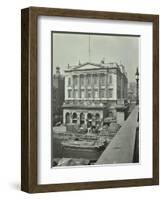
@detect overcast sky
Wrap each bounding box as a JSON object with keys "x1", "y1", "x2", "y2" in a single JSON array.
[{"x1": 52, "y1": 32, "x2": 140, "y2": 82}]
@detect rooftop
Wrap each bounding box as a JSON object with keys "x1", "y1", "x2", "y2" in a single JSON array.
[{"x1": 64, "y1": 61, "x2": 127, "y2": 77}]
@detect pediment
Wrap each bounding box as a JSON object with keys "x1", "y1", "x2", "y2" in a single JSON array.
[{"x1": 73, "y1": 63, "x2": 103, "y2": 71}]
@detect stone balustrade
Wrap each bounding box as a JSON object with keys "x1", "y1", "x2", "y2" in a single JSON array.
[{"x1": 96, "y1": 105, "x2": 139, "y2": 164}]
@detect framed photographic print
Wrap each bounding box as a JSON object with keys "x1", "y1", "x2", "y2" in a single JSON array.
[{"x1": 21, "y1": 7, "x2": 159, "y2": 193}]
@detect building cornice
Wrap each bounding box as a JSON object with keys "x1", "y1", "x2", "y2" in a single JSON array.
[{"x1": 64, "y1": 62, "x2": 128, "y2": 79}]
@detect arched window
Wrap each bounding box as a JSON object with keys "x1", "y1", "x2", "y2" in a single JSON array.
[
  {"x1": 87, "y1": 113, "x2": 92, "y2": 120},
  {"x1": 95, "y1": 113, "x2": 100, "y2": 121},
  {"x1": 87, "y1": 113, "x2": 92, "y2": 127},
  {"x1": 65, "y1": 112, "x2": 70, "y2": 124},
  {"x1": 72, "y1": 113, "x2": 77, "y2": 124}
]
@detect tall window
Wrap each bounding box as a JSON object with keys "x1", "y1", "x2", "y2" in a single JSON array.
[
  {"x1": 100, "y1": 89, "x2": 105, "y2": 98},
  {"x1": 93, "y1": 74, "x2": 98, "y2": 85},
  {"x1": 108, "y1": 89, "x2": 113, "y2": 98},
  {"x1": 94, "y1": 89, "x2": 98, "y2": 98},
  {"x1": 109, "y1": 75, "x2": 112, "y2": 84},
  {"x1": 68, "y1": 89, "x2": 72, "y2": 98},
  {"x1": 81, "y1": 89, "x2": 85, "y2": 98},
  {"x1": 100, "y1": 74, "x2": 105, "y2": 86},
  {"x1": 87, "y1": 75, "x2": 91, "y2": 85},
  {"x1": 68, "y1": 77, "x2": 71, "y2": 86},
  {"x1": 74, "y1": 89, "x2": 78, "y2": 98},
  {"x1": 73, "y1": 76, "x2": 78, "y2": 85},
  {"x1": 80, "y1": 75, "x2": 84, "y2": 86},
  {"x1": 87, "y1": 89, "x2": 92, "y2": 98}
]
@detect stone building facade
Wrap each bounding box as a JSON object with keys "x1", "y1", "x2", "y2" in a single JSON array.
[{"x1": 62, "y1": 62, "x2": 128, "y2": 127}]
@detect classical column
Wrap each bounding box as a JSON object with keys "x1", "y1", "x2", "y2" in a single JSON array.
[
  {"x1": 83, "y1": 113, "x2": 86, "y2": 125},
  {"x1": 69, "y1": 112, "x2": 72, "y2": 124},
  {"x1": 83, "y1": 74, "x2": 85, "y2": 99},
  {"x1": 85, "y1": 74, "x2": 88, "y2": 99},
  {"x1": 72, "y1": 75, "x2": 75, "y2": 100},
  {"x1": 77, "y1": 74, "x2": 80, "y2": 99},
  {"x1": 77, "y1": 112, "x2": 80, "y2": 124},
  {"x1": 79, "y1": 74, "x2": 81, "y2": 99}
]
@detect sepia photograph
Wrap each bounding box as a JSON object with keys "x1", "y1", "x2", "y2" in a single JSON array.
[{"x1": 51, "y1": 31, "x2": 140, "y2": 168}]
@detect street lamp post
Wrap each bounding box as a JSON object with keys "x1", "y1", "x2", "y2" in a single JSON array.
[{"x1": 135, "y1": 67, "x2": 139, "y2": 105}]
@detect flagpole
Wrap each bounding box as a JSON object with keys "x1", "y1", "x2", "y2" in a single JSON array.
[{"x1": 89, "y1": 34, "x2": 91, "y2": 62}]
